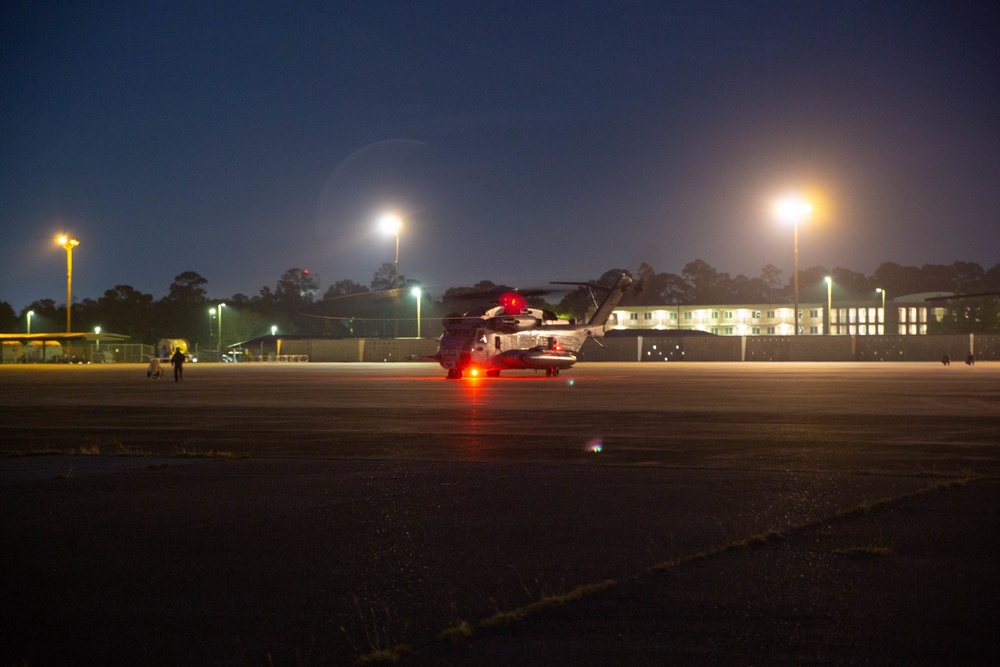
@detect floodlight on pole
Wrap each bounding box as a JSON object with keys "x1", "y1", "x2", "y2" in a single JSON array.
[
  {"x1": 95, "y1": 326, "x2": 101, "y2": 350},
  {"x1": 217, "y1": 303, "x2": 226, "y2": 359},
  {"x1": 824, "y1": 277, "x2": 833, "y2": 335},
  {"x1": 378, "y1": 213, "x2": 404, "y2": 337},
  {"x1": 775, "y1": 197, "x2": 812, "y2": 336},
  {"x1": 56, "y1": 235, "x2": 80, "y2": 333},
  {"x1": 876, "y1": 288, "x2": 886, "y2": 335},
  {"x1": 26, "y1": 310, "x2": 34, "y2": 335},
  {"x1": 411, "y1": 286, "x2": 422, "y2": 338}
]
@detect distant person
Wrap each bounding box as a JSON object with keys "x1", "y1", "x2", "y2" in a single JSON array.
[
  {"x1": 170, "y1": 347, "x2": 186, "y2": 381},
  {"x1": 942, "y1": 353, "x2": 950, "y2": 366},
  {"x1": 966, "y1": 353, "x2": 975, "y2": 366}
]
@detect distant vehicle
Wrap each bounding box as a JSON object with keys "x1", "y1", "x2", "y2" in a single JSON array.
[
  {"x1": 155, "y1": 338, "x2": 190, "y2": 361},
  {"x1": 425, "y1": 272, "x2": 635, "y2": 378}
]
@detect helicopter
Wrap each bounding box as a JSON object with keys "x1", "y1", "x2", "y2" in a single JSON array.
[{"x1": 430, "y1": 271, "x2": 635, "y2": 379}]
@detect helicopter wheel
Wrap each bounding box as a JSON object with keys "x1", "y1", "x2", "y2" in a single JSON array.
[{"x1": 545, "y1": 367, "x2": 553, "y2": 377}]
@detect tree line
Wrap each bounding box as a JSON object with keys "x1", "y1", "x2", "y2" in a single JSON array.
[{"x1": 2, "y1": 259, "x2": 998, "y2": 346}]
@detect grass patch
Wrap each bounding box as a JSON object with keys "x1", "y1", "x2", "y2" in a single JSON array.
[
  {"x1": 833, "y1": 545, "x2": 893, "y2": 558},
  {"x1": 170, "y1": 447, "x2": 236, "y2": 458},
  {"x1": 342, "y1": 598, "x2": 412, "y2": 666},
  {"x1": 438, "y1": 620, "x2": 474, "y2": 642},
  {"x1": 480, "y1": 579, "x2": 616, "y2": 628}
]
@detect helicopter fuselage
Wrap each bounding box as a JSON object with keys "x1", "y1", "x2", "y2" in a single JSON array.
[
  {"x1": 439, "y1": 306, "x2": 593, "y2": 378},
  {"x1": 434, "y1": 272, "x2": 633, "y2": 379}
]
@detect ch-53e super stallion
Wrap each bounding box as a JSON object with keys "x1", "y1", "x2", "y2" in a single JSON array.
[{"x1": 428, "y1": 272, "x2": 634, "y2": 379}]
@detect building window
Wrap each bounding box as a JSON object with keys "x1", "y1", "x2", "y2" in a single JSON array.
[
  {"x1": 810, "y1": 309, "x2": 820, "y2": 318},
  {"x1": 629, "y1": 312, "x2": 637, "y2": 320},
  {"x1": 684, "y1": 312, "x2": 692, "y2": 320},
  {"x1": 752, "y1": 326, "x2": 760, "y2": 334},
  {"x1": 724, "y1": 327, "x2": 733, "y2": 335},
  {"x1": 767, "y1": 310, "x2": 775, "y2": 318},
  {"x1": 643, "y1": 312, "x2": 652, "y2": 320},
  {"x1": 711, "y1": 311, "x2": 719, "y2": 319},
  {"x1": 810, "y1": 326, "x2": 820, "y2": 334},
  {"x1": 670, "y1": 312, "x2": 677, "y2": 320}
]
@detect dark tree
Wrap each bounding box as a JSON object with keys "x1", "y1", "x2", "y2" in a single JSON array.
[
  {"x1": 97, "y1": 285, "x2": 155, "y2": 341},
  {"x1": 0, "y1": 301, "x2": 17, "y2": 332}
]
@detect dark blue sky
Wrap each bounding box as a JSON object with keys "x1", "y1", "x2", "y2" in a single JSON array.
[{"x1": 2, "y1": 1, "x2": 998, "y2": 310}]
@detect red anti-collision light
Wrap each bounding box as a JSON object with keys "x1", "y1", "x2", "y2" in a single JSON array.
[{"x1": 498, "y1": 292, "x2": 527, "y2": 315}]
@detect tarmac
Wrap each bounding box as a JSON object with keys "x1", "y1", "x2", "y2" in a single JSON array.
[{"x1": 1, "y1": 362, "x2": 998, "y2": 666}]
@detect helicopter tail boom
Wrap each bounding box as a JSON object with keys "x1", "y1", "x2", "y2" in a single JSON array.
[{"x1": 586, "y1": 272, "x2": 634, "y2": 328}]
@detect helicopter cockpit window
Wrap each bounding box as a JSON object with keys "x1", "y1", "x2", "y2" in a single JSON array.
[
  {"x1": 494, "y1": 336, "x2": 501, "y2": 350},
  {"x1": 477, "y1": 330, "x2": 488, "y2": 344}
]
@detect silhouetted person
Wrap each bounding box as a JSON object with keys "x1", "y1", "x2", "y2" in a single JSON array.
[
  {"x1": 171, "y1": 348, "x2": 185, "y2": 381},
  {"x1": 966, "y1": 353, "x2": 975, "y2": 366},
  {"x1": 942, "y1": 353, "x2": 950, "y2": 366}
]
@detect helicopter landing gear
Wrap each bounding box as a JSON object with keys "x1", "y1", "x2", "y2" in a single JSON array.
[
  {"x1": 545, "y1": 367, "x2": 560, "y2": 377},
  {"x1": 447, "y1": 369, "x2": 462, "y2": 379}
]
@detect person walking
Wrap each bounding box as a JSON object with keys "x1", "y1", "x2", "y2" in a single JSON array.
[{"x1": 170, "y1": 347, "x2": 186, "y2": 382}]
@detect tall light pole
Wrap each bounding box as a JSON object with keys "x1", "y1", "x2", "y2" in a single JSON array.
[
  {"x1": 776, "y1": 198, "x2": 812, "y2": 336},
  {"x1": 378, "y1": 213, "x2": 403, "y2": 287},
  {"x1": 824, "y1": 276, "x2": 833, "y2": 335},
  {"x1": 208, "y1": 308, "x2": 216, "y2": 348},
  {"x1": 876, "y1": 288, "x2": 886, "y2": 335},
  {"x1": 378, "y1": 213, "x2": 403, "y2": 337},
  {"x1": 26, "y1": 310, "x2": 34, "y2": 335},
  {"x1": 56, "y1": 235, "x2": 80, "y2": 333},
  {"x1": 94, "y1": 326, "x2": 101, "y2": 350},
  {"x1": 217, "y1": 303, "x2": 226, "y2": 359},
  {"x1": 411, "y1": 287, "x2": 422, "y2": 338}
]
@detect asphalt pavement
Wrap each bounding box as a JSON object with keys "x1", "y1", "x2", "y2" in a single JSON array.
[{"x1": 1, "y1": 362, "x2": 998, "y2": 666}]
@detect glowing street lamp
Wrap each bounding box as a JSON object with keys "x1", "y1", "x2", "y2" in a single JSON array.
[
  {"x1": 775, "y1": 197, "x2": 812, "y2": 335},
  {"x1": 271, "y1": 325, "x2": 277, "y2": 336},
  {"x1": 824, "y1": 276, "x2": 833, "y2": 335},
  {"x1": 94, "y1": 326, "x2": 101, "y2": 350},
  {"x1": 26, "y1": 310, "x2": 34, "y2": 335},
  {"x1": 876, "y1": 288, "x2": 886, "y2": 335},
  {"x1": 56, "y1": 235, "x2": 80, "y2": 332},
  {"x1": 411, "y1": 286, "x2": 422, "y2": 338}
]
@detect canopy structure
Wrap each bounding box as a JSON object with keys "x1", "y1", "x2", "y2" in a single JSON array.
[{"x1": 0, "y1": 332, "x2": 131, "y2": 364}]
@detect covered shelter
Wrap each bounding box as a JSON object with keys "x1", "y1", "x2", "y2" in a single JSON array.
[{"x1": 0, "y1": 332, "x2": 130, "y2": 364}]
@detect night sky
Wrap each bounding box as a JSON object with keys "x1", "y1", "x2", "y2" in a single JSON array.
[{"x1": 2, "y1": 1, "x2": 998, "y2": 310}]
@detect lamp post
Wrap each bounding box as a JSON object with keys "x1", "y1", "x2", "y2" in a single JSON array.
[
  {"x1": 876, "y1": 288, "x2": 886, "y2": 335},
  {"x1": 378, "y1": 213, "x2": 404, "y2": 337},
  {"x1": 411, "y1": 287, "x2": 422, "y2": 338},
  {"x1": 56, "y1": 235, "x2": 80, "y2": 333},
  {"x1": 26, "y1": 310, "x2": 34, "y2": 335},
  {"x1": 776, "y1": 198, "x2": 812, "y2": 336},
  {"x1": 217, "y1": 303, "x2": 226, "y2": 360},
  {"x1": 208, "y1": 308, "x2": 216, "y2": 348},
  {"x1": 95, "y1": 326, "x2": 101, "y2": 350},
  {"x1": 824, "y1": 276, "x2": 833, "y2": 335},
  {"x1": 271, "y1": 325, "x2": 277, "y2": 336}
]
